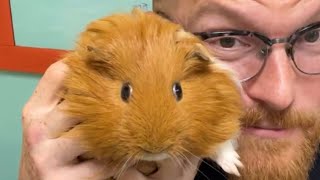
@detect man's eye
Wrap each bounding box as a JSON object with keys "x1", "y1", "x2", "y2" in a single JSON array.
[
  {"x1": 304, "y1": 30, "x2": 320, "y2": 43},
  {"x1": 219, "y1": 37, "x2": 236, "y2": 48},
  {"x1": 205, "y1": 36, "x2": 249, "y2": 51}
]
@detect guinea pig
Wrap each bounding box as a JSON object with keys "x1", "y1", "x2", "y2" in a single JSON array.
[{"x1": 60, "y1": 8, "x2": 243, "y2": 179}]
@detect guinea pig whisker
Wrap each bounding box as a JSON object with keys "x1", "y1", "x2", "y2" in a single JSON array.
[
  {"x1": 111, "y1": 158, "x2": 126, "y2": 177},
  {"x1": 114, "y1": 155, "x2": 134, "y2": 180},
  {"x1": 169, "y1": 153, "x2": 183, "y2": 170},
  {"x1": 175, "y1": 151, "x2": 190, "y2": 171},
  {"x1": 180, "y1": 147, "x2": 228, "y2": 179},
  {"x1": 175, "y1": 150, "x2": 210, "y2": 180}
]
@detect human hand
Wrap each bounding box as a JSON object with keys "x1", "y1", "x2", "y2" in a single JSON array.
[
  {"x1": 19, "y1": 60, "x2": 200, "y2": 180},
  {"x1": 19, "y1": 61, "x2": 113, "y2": 180}
]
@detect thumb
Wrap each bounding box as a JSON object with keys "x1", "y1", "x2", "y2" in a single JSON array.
[{"x1": 146, "y1": 156, "x2": 200, "y2": 180}]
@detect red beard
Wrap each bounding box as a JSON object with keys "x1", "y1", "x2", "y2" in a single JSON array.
[{"x1": 229, "y1": 107, "x2": 320, "y2": 180}]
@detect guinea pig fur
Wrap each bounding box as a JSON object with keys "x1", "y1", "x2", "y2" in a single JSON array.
[{"x1": 61, "y1": 8, "x2": 243, "y2": 177}]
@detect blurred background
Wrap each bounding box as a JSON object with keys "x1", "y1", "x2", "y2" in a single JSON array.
[{"x1": 0, "y1": 1, "x2": 152, "y2": 179}]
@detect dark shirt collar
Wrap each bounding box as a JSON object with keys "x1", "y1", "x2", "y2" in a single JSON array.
[{"x1": 309, "y1": 148, "x2": 320, "y2": 180}]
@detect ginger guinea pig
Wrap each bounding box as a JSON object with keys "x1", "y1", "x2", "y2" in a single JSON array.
[{"x1": 61, "y1": 9, "x2": 243, "y2": 178}]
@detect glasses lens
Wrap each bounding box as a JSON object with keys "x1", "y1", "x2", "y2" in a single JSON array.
[
  {"x1": 293, "y1": 27, "x2": 320, "y2": 74},
  {"x1": 202, "y1": 34, "x2": 267, "y2": 81}
]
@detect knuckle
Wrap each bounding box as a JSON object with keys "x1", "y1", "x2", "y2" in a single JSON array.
[
  {"x1": 21, "y1": 93, "x2": 49, "y2": 127},
  {"x1": 21, "y1": 103, "x2": 37, "y2": 124},
  {"x1": 44, "y1": 60, "x2": 69, "y2": 82},
  {"x1": 24, "y1": 122, "x2": 45, "y2": 147},
  {"x1": 21, "y1": 104, "x2": 39, "y2": 130}
]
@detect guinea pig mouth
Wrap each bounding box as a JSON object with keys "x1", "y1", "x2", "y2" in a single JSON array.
[{"x1": 140, "y1": 152, "x2": 170, "y2": 161}]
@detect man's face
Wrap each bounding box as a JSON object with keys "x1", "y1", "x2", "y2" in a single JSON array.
[{"x1": 153, "y1": 0, "x2": 320, "y2": 179}]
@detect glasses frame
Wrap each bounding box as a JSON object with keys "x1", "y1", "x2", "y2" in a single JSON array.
[{"x1": 193, "y1": 21, "x2": 320, "y2": 82}]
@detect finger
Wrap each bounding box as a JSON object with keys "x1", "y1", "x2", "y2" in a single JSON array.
[
  {"x1": 70, "y1": 160, "x2": 146, "y2": 180},
  {"x1": 149, "y1": 157, "x2": 199, "y2": 180},
  {"x1": 27, "y1": 61, "x2": 68, "y2": 109},
  {"x1": 47, "y1": 160, "x2": 115, "y2": 180},
  {"x1": 34, "y1": 137, "x2": 87, "y2": 167},
  {"x1": 65, "y1": 159, "x2": 116, "y2": 180},
  {"x1": 117, "y1": 167, "x2": 147, "y2": 180},
  {"x1": 45, "y1": 102, "x2": 81, "y2": 138}
]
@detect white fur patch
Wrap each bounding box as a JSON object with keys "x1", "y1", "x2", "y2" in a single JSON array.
[
  {"x1": 140, "y1": 152, "x2": 170, "y2": 161},
  {"x1": 211, "y1": 138, "x2": 243, "y2": 176},
  {"x1": 211, "y1": 57, "x2": 243, "y2": 90}
]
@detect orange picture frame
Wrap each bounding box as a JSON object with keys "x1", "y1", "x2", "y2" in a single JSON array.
[{"x1": 0, "y1": 0, "x2": 67, "y2": 74}]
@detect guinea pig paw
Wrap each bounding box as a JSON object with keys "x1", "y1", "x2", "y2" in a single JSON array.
[
  {"x1": 215, "y1": 151, "x2": 242, "y2": 176},
  {"x1": 213, "y1": 140, "x2": 243, "y2": 176}
]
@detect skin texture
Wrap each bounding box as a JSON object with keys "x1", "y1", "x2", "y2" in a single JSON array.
[
  {"x1": 153, "y1": 0, "x2": 320, "y2": 179},
  {"x1": 19, "y1": 0, "x2": 320, "y2": 180}
]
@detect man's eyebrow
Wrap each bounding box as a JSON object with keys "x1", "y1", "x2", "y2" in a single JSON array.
[
  {"x1": 188, "y1": 1, "x2": 261, "y2": 32},
  {"x1": 190, "y1": 2, "x2": 243, "y2": 24}
]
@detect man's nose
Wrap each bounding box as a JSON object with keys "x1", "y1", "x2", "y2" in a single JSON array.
[{"x1": 243, "y1": 45, "x2": 296, "y2": 110}]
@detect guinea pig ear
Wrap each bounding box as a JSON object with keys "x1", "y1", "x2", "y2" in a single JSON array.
[
  {"x1": 174, "y1": 29, "x2": 213, "y2": 62},
  {"x1": 183, "y1": 43, "x2": 214, "y2": 76},
  {"x1": 175, "y1": 29, "x2": 196, "y2": 43},
  {"x1": 185, "y1": 43, "x2": 212, "y2": 62},
  {"x1": 87, "y1": 45, "x2": 94, "y2": 52},
  {"x1": 83, "y1": 45, "x2": 115, "y2": 76}
]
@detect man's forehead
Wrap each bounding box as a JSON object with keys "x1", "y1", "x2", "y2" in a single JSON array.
[
  {"x1": 194, "y1": 0, "x2": 309, "y2": 14},
  {"x1": 174, "y1": 0, "x2": 307, "y2": 9},
  {"x1": 175, "y1": 0, "x2": 320, "y2": 36}
]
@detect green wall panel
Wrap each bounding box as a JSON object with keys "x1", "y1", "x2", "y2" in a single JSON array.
[
  {"x1": 11, "y1": 0, "x2": 152, "y2": 49},
  {"x1": 0, "y1": 71, "x2": 41, "y2": 180}
]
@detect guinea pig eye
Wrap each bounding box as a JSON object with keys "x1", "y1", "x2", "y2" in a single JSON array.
[
  {"x1": 121, "y1": 83, "x2": 132, "y2": 102},
  {"x1": 172, "y1": 82, "x2": 183, "y2": 101}
]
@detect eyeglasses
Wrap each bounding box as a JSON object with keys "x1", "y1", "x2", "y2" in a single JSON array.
[{"x1": 193, "y1": 22, "x2": 320, "y2": 82}]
